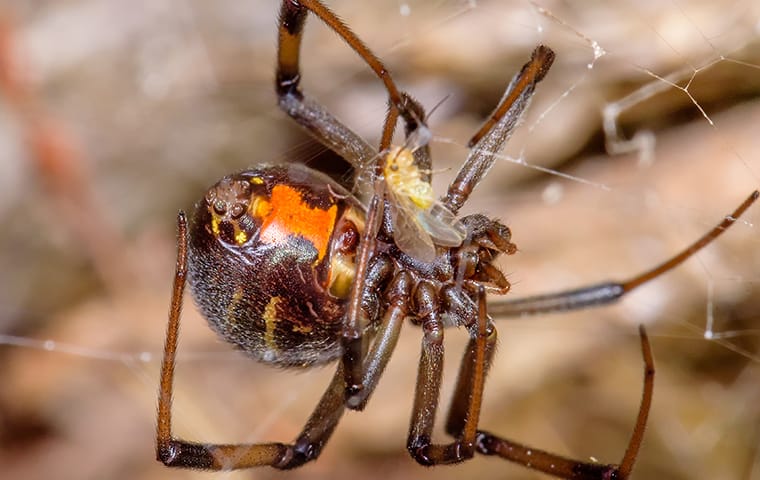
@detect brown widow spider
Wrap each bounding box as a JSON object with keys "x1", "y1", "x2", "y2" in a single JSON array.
[{"x1": 156, "y1": 1, "x2": 758, "y2": 478}]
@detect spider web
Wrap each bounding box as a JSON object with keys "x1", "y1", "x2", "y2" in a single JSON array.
[{"x1": 0, "y1": 1, "x2": 759, "y2": 479}]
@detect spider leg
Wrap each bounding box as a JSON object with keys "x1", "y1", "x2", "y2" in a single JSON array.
[
  {"x1": 445, "y1": 287, "x2": 497, "y2": 439},
  {"x1": 474, "y1": 326, "x2": 655, "y2": 480},
  {"x1": 488, "y1": 190, "x2": 759, "y2": 317},
  {"x1": 340, "y1": 190, "x2": 421, "y2": 411},
  {"x1": 278, "y1": 1, "x2": 430, "y2": 406},
  {"x1": 277, "y1": 0, "x2": 426, "y2": 179},
  {"x1": 277, "y1": 0, "x2": 377, "y2": 177},
  {"x1": 156, "y1": 212, "x2": 417, "y2": 470},
  {"x1": 442, "y1": 46, "x2": 555, "y2": 214},
  {"x1": 380, "y1": 93, "x2": 432, "y2": 171},
  {"x1": 341, "y1": 192, "x2": 383, "y2": 400},
  {"x1": 278, "y1": 1, "x2": 406, "y2": 108},
  {"x1": 156, "y1": 212, "x2": 348, "y2": 469},
  {"x1": 407, "y1": 285, "x2": 490, "y2": 465},
  {"x1": 346, "y1": 270, "x2": 412, "y2": 410}
]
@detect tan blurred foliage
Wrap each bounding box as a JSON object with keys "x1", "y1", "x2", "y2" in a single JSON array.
[{"x1": 1, "y1": 1, "x2": 759, "y2": 480}]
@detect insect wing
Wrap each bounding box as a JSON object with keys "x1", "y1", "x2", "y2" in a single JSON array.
[
  {"x1": 416, "y1": 202, "x2": 466, "y2": 247},
  {"x1": 387, "y1": 189, "x2": 437, "y2": 262}
]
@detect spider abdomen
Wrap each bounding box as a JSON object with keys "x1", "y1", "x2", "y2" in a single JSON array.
[{"x1": 187, "y1": 165, "x2": 365, "y2": 368}]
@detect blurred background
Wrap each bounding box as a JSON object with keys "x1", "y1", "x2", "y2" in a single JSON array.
[{"x1": 1, "y1": 1, "x2": 759, "y2": 479}]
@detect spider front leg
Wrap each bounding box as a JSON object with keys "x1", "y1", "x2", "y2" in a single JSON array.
[
  {"x1": 276, "y1": 0, "x2": 378, "y2": 182},
  {"x1": 443, "y1": 45, "x2": 555, "y2": 214},
  {"x1": 276, "y1": 0, "x2": 418, "y2": 174}
]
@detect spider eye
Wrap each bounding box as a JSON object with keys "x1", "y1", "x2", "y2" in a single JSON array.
[
  {"x1": 213, "y1": 200, "x2": 227, "y2": 215},
  {"x1": 207, "y1": 176, "x2": 254, "y2": 218},
  {"x1": 202, "y1": 175, "x2": 259, "y2": 246},
  {"x1": 230, "y1": 203, "x2": 245, "y2": 219}
]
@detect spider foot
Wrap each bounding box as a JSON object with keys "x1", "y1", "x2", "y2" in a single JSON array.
[{"x1": 408, "y1": 435, "x2": 476, "y2": 466}]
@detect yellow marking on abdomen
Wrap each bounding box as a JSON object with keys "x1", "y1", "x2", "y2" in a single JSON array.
[
  {"x1": 263, "y1": 296, "x2": 281, "y2": 351},
  {"x1": 228, "y1": 285, "x2": 244, "y2": 318},
  {"x1": 234, "y1": 230, "x2": 248, "y2": 244},
  {"x1": 292, "y1": 323, "x2": 313, "y2": 334}
]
